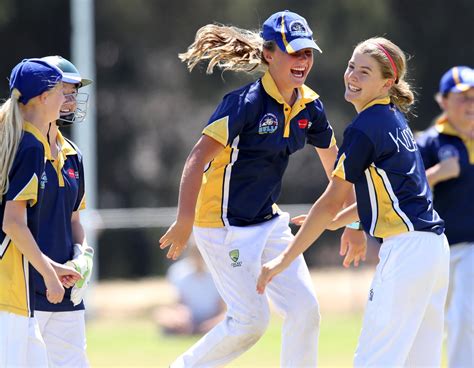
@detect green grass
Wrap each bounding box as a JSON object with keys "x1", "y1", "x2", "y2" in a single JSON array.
[{"x1": 87, "y1": 313, "x2": 363, "y2": 367}]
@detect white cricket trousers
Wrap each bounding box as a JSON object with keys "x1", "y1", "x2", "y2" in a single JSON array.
[
  {"x1": 35, "y1": 310, "x2": 89, "y2": 368},
  {"x1": 0, "y1": 311, "x2": 48, "y2": 368},
  {"x1": 445, "y1": 242, "x2": 474, "y2": 368},
  {"x1": 171, "y1": 213, "x2": 320, "y2": 368},
  {"x1": 354, "y1": 231, "x2": 450, "y2": 367}
]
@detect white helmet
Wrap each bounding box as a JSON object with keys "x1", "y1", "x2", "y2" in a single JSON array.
[{"x1": 41, "y1": 55, "x2": 92, "y2": 126}]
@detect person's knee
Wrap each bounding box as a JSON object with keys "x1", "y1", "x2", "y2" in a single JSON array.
[{"x1": 228, "y1": 309, "x2": 270, "y2": 346}]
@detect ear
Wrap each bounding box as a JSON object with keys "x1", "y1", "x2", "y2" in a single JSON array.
[
  {"x1": 38, "y1": 90, "x2": 50, "y2": 105},
  {"x1": 262, "y1": 48, "x2": 273, "y2": 64},
  {"x1": 383, "y1": 79, "x2": 395, "y2": 90},
  {"x1": 435, "y1": 93, "x2": 447, "y2": 110}
]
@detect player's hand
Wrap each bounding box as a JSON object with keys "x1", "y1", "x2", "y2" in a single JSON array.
[
  {"x1": 340, "y1": 228, "x2": 367, "y2": 268},
  {"x1": 159, "y1": 220, "x2": 193, "y2": 260},
  {"x1": 44, "y1": 273, "x2": 66, "y2": 304},
  {"x1": 256, "y1": 255, "x2": 286, "y2": 294},
  {"x1": 438, "y1": 156, "x2": 460, "y2": 181},
  {"x1": 290, "y1": 214, "x2": 307, "y2": 226},
  {"x1": 52, "y1": 262, "x2": 82, "y2": 288}
]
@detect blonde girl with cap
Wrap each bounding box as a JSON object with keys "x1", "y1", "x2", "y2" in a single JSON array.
[
  {"x1": 160, "y1": 10, "x2": 366, "y2": 367},
  {"x1": 416, "y1": 66, "x2": 474, "y2": 368},
  {"x1": 257, "y1": 37, "x2": 450, "y2": 367},
  {"x1": 0, "y1": 59, "x2": 81, "y2": 367}
]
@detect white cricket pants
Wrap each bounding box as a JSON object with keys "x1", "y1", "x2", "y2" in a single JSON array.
[
  {"x1": 0, "y1": 311, "x2": 48, "y2": 368},
  {"x1": 445, "y1": 242, "x2": 474, "y2": 368},
  {"x1": 35, "y1": 310, "x2": 89, "y2": 368},
  {"x1": 354, "y1": 231, "x2": 450, "y2": 367},
  {"x1": 171, "y1": 213, "x2": 320, "y2": 368}
]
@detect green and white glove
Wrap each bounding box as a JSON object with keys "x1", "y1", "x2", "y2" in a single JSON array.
[{"x1": 66, "y1": 243, "x2": 94, "y2": 306}]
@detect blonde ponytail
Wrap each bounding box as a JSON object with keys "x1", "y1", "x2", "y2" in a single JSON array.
[
  {"x1": 179, "y1": 24, "x2": 269, "y2": 74},
  {"x1": 0, "y1": 90, "x2": 24, "y2": 201}
]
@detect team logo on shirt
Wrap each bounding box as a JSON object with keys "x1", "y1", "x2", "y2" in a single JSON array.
[
  {"x1": 298, "y1": 119, "x2": 309, "y2": 129},
  {"x1": 289, "y1": 20, "x2": 309, "y2": 37},
  {"x1": 40, "y1": 171, "x2": 48, "y2": 189},
  {"x1": 438, "y1": 145, "x2": 459, "y2": 161},
  {"x1": 67, "y1": 168, "x2": 79, "y2": 179},
  {"x1": 229, "y1": 249, "x2": 242, "y2": 267},
  {"x1": 388, "y1": 127, "x2": 417, "y2": 153},
  {"x1": 258, "y1": 113, "x2": 278, "y2": 134}
]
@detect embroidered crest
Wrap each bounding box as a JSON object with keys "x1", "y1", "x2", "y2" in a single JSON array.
[{"x1": 258, "y1": 113, "x2": 278, "y2": 134}]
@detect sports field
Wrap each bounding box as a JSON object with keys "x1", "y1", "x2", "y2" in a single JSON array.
[
  {"x1": 86, "y1": 268, "x2": 447, "y2": 367},
  {"x1": 87, "y1": 313, "x2": 362, "y2": 367}
]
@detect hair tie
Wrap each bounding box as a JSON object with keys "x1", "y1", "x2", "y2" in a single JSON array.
[{"x1": 375, "y1": 43, "x2": 398, "y2": 83}]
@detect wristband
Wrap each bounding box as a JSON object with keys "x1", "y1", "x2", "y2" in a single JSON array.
[{"x1": 346, "y1": 221, "x2": 363, "y2": 231}]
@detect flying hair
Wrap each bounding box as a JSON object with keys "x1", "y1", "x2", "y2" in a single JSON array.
[{"x1": 179, "y1": 24, "x2": 273, "y2": 74}]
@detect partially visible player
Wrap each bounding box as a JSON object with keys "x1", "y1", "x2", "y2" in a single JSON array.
[
  {"x1": 0, "y1": 58, "x2": 81, "y2": 367},
  {"x1": 257, "y1": 37, "x2": 450, "y2": 367},
  {"x1": 31, "y1": 55, "x2": 94, "y2": 368},
  {"x1": 416, "y1": 66, "x2": 474, "y2": 368},
  {"x1": 160, "y1": 10, "x2": 366, "y2": 367}
]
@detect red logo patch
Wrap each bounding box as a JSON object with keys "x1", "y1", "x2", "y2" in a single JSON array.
[
  {"x1": 67, "y1": 168, "x2": 76, "y2": 178},
  {"x1": 298, "y1": 119, "x2": 309, "y2": 129}
]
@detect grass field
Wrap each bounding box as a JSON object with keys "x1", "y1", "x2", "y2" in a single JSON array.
[{"x1": 87, "y1": 313, "x2": 363, "y2": 367}]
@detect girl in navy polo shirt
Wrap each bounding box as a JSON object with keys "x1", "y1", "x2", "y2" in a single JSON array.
[
  {"x1": 416, "y1": 66, "x2": 474, "y2": 368},
  {"x1": 160, "y1": 10, "x2": 366, "y2": 368},
  {"x1": 258, "y1": 37, "x2": 450, "y2": 367},
  {"x1": 32, "y1": 55, "x2": 94, "y2": 368},
  {"x1": 0, "y1": 59, "x2": 80, "y2": 368}
]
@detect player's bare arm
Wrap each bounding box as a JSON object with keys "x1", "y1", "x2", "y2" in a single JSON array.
[
  {"x1": 257, "y1": 176, "x2": 352, "y2": 293},
  {"x1": 160, "y1": 135, "x2": 224, "y2": 260},
  {"x1": 3, "y1": 200, "x2": 75, "y2": 303}
]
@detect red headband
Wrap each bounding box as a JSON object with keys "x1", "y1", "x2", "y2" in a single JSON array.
[{"x1": 374, "y1": 43, "x2": 398, "y2": 83}]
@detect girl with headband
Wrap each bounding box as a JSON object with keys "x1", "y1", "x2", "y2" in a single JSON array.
[{"x1": 257, "y1": 37, "x2": 450, "y2": 366}]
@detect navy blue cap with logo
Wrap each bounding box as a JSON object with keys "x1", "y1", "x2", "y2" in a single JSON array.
[
  {"x1": 9, "y1": 58, "x2": 63, "y2": 105},
  {"x1": 261, "y1": 10, "x2": 322, "y2": 54},
  {"x1": 439, "y1": 66, "x2": 474, "y2": 95}
]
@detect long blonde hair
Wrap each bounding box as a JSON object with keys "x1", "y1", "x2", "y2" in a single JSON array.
[
  {"x1": 356, "y1": 37, "x2": 414, "y2": 113},
  {"x1": 179, "y1": 24, "x2": 275, "y2": 74},
  {"x1": 0, "y1": 90, "x2": 24, "y2": 201}
]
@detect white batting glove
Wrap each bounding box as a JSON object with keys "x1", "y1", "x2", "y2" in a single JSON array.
[{"x1": 65, "y1": 243, "x2": 94, "y2": 306}]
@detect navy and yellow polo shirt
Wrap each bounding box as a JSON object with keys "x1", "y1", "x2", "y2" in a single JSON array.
[
  {"x1": 333, "y1": 98, "x2": 444, "y2": 239},
  {"x1": 33, "y1": 131, "x2": 86, "y2": 312},
  {"x1": 0, "y1": 122, "x2": 48, "y2": 317},
  {"x1": 416, "y1": 117, "x2": 474, "y2": 245},
  {"x1": 196, "y1": 71, "x2": 335, "y2": 227}
]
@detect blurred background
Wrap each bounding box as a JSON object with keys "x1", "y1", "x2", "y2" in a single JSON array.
[
  {"x1": 2, "y1": 0, "x2": 471, "y2": 366},
  {"x1": 0, "y1": 0, "x2": 472, "y2": 279}
]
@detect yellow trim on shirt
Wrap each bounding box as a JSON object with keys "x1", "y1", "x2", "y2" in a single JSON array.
[
  {"x1": 202, "y1": 116, "x2": 229, "y2": 147},
  {"x1": 332, "y1": 153, "x2": 347, "y2": 180},
  {"x1": 435, "y1": 116, "x2": 474, "y2": 164},
  {"x1": 368, "y1": 166, "x2": 409, "y2": 238},
  {"x1": 360, "y1": 97, "x2": 391, "y2": 112},
  {"x1": 261, "y1": 71, "x2": 320, "y2": 138}
]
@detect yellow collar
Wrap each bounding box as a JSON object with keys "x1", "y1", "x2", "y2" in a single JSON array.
[
  {"x1": 261, "y1": 71, "x2": 319, "y2": 105},
  {"x1": 435, "y1": 116, "x2": 474, "y2": 164},
  {"x1": 56, "y1": 130, "x2": 77, "y2": 156},
  {"x1": 360, "y1": 97, "x2": 391, "y2": 112},
  {"x1": 23, "y1": 122, "x2": 52, "y2": 160},
  {"x1": 435, "y1": 116, "x2": 467, "y2": 138}
]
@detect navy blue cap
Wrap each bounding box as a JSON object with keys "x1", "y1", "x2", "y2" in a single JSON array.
[
  {"x1": 439, "y1": 66, "x2": 474, "y2": 95},
  {"x1": 9, "y1": 58, "x2": 63, "y2": 104},
  {"x1": 261, "y1": 10, "x2": 322, "y2": 54}
]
